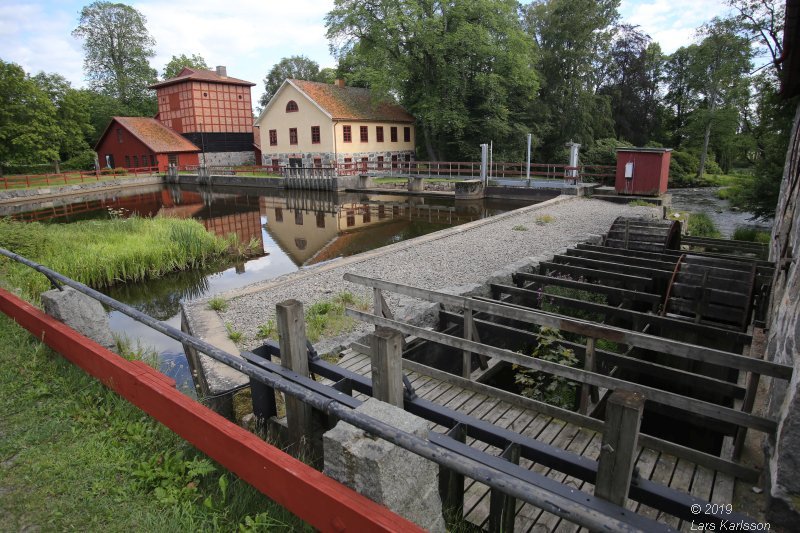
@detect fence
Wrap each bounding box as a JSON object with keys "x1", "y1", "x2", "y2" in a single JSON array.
[{"x1": 0, "y1": 167, "x2": 159, "y2": 190}]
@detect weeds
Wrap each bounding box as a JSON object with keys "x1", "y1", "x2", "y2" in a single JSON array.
[
  {"x1": 304, "y1": 291, "x2": 370, "y2": 343},
  {"x1": 256, "y1": 319, "x2": 276, "y2": 339},
  {"x1": 512, "y1": 225, "x2": 529, "y2": 231},
  {"x1": 226, "y1": 322, "x2": 243, "y2": 343},
  {"x1": 514, "y1": 327, "x2": 579, "y2": 410},
  {"x1": 628, "y1": 199, "x2": 652, "y2": 207},
  {"x1": 687, "y1": 212, "x2": 721, "y2": 238},
  {"x1": 733, "y1": 226, "x2": 771, "y2": 244},
  {"x1": 535, "y1": 214, "x2": 554, "y2": 225},
  {"x1": 207, "y1": 296, "x2": 228, "y2": 312}
]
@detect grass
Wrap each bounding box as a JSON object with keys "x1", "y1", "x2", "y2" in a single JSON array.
[
  {"x1": 257, "y1": 319, "x2": 277, "y2": 339},
  {"x1": 512, "y1": 225, "x2": 529, "y2": 231},
  {"x1": 207, "y1": 297, "x2": 228, "y2": 312},
  {"x1": 687, "y1": 212, "x2": 722, "y2": 238},
  {"x1": 0, "y1": 316, "x2": 305, "y2": 531},
  {"x1": 733, "y1": 226, "x2": 771, "y2": 244},
  {"x1": 535, "y1": 214, "x2": 555, "y2": 225},
  {"x1": 226, "y1": 322, "x2": 244, "y2": 343},
  {"x1": 304, "y1": 292, "x2": 370, "y2": 343},
  {"x1": 0, "y1": 216, "x2": 252, "y2": 301},
  {"x1": 628, "y1": 199, "x2": 652, "y2": 207}
]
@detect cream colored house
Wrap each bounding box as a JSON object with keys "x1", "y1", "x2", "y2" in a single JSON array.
[{"x1": 255, "y1": 79, "x2": 416, "y2": 170}]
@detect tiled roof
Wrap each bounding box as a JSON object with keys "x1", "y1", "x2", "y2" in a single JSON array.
[
  {"x1": 111, "y1": 117, "x2": 200, "y2": 153},
  {"x1": 149, "y1": 67, "x2": 255, "y2": 89},
  {"x1": 291, "y1": 80, "x2": 415, "y2": 123}
]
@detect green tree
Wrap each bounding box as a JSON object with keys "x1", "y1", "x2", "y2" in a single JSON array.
[
  {"x1": 727, "y1": 0, "x2": 784, "y2": 76},
  {"x1": 72, "y1": 1, "x2": 158, "y2": 113},
  {"x1": 523, "y1": 0, "x2": 619, "y2": 160},
  {"x1": 0, "y1": 61, "x2": 62, "y2": 170},
  {"x1": 326, "y1": 0, "x2": 538, "y2": 161},
  {"x1": 162, "y1": 53, "x2": 209, "y2": 80},
  {"x1": 32, "y1": 72, "x2": 94, "y2": 160},
  {"x1": 259, "y1": 55, "x2": 322, "y2": 108}
]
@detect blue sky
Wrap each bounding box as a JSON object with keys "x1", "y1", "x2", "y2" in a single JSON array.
[{"x1": 0, "y1": 0, "x2": 731, "y2": 100}]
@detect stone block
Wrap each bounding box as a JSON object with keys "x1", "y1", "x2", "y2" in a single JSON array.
[
  {"x1": 41, "y1": 286, "x2": 115, "y2": 350},
  {"x1": 323, "y1": 398, "x2": 445, "y2": 532}
]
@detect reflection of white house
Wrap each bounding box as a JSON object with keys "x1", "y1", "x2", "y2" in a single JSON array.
[{"x1": 254, "y1": 79, "x2": 416, "y2": 170}]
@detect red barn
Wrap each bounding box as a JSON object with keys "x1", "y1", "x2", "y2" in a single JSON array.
[
  {"x1": 95, "y1": 117, "x2": 200, "y2": 172},
  {"x1": 615, "y1": 147, "x2": 672, "y2": 196}
]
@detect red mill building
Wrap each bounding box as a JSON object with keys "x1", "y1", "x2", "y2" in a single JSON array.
[{"x1": 149, "y1": 66, "x2": 256, "y2": 166}]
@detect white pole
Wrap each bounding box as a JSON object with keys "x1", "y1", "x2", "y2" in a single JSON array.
[
  {"x1": 526, "y1": 133, "x2": 532, "y2": 183},
  {"x1": 489, "y1": 140, "x2": 493, "y2": 180}
]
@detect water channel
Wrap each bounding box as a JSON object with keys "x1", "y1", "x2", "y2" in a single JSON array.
[{"x1": 9, "y1": 183, "x2": 538, "y2": 394}]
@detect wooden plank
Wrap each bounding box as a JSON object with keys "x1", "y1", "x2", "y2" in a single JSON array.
[
  {"x1": 512, "y1": 271, "x2": 663, "y2": 305},
  {"x1": 348, "y1": 309, "x2": 778, "y2": 433},
  {"x1": 370, "y1": 328, "x2": 404, "y2": 407},
  {"x1": 538, "y1": 261, "x2": 653, "y2": 287},
  {"x1": 276, "y1": 300, "x2": 314, "y2": 452},
  {"x1": 553, "y1": 254, "x2": 674, "y2": 279},
  {"x1": 566, "y1": 247, "x2": 678, "y2": 271},
  {"x1": 596, "y1": 391, "x2": 645, "y2": 506},
  {"x1": 0, "y1": 288, "x2": 425, "y2": 533},
  {"x1": 342, "y1": 273, "x2": 789, "y2": 379}
]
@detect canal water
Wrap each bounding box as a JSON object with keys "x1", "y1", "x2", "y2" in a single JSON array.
[
  {"x1": 10, "y1": 183, "x2": 538, "y2": 394},
  {"x1": 669, "y1": 187, "x2": 772, "y2": 238}
]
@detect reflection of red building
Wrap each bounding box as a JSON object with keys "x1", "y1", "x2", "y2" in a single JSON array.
[{"x1": 94, "y1": 117, "x2": 200, "y2": 172}]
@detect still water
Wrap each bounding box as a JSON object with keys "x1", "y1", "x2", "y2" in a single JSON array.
[{"x1": 10, "y1": 184, "x2": 538, "y2": 393}]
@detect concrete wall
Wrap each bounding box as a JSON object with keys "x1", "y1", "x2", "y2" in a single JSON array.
[
  {"x1": 201, "y1": 151, "x2": 255, "y2": 167},
  {"x1": 765, "y1": 102, "x2": 800, "y2": 528}
]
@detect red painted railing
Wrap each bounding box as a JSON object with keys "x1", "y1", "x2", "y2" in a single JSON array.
[
  {"x1": 0, "y1": 167, "x2": 160, "y2": 190},
  {"x1": 0, "y1": 288, "x2": 423, "y2": 533}
]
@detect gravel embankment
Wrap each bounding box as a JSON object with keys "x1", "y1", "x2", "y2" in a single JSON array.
[{"x1": 199, "y1": 196, "x2": 658, "y2": 353}]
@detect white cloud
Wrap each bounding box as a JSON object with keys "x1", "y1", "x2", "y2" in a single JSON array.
[{"x1": 619, "y1": 0, "x2": 732, "y2": 53}]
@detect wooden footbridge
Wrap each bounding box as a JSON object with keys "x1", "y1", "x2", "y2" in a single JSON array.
[{"x1": 0, "y1": 216, "x2": 782, "y2": 532}]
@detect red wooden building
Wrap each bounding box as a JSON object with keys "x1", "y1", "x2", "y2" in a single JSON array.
[
  {"x1": 95, "y1": 117, "x2": 200, "y2": 172},
  {"x1": 615, "y1": 147, "x2": 672, "y2": 196}
]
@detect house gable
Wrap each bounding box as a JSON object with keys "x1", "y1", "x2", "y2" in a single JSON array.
[{"x1": 257, "y1": 82, "x2": 334, "y2": 155}]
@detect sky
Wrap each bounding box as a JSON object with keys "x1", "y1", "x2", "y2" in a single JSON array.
[{"x1": 0, "y1": 0, "x2": 732, "y2": 102}]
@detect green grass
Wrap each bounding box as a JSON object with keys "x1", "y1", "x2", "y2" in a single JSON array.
[
  {"x1": 628, "y1": 199, "x2": 652, "y2": 207},
  {"x1": 733, "y1": 226, "x2": 771, "y2": 244},
  {"x1": 207, "y1": 297, "x2": 228, "y2": 312},
  {"x1": 0, "y1": 216, "x2": 250, "y2": 301},
  {"x1": 0, "y1": 316, "x2": 305, "y2": 531},
  {"x1": 512, "y1": 225, "x2": 529, "y2": 231},
  {"x1": 226, "y1": 322, "x2": 244, "y2": 343},
  {"x1": 256, "y1": 319, "x2": 277, "y2": 340},
  {"x1": 687, "y1": 212, "x2": 722, "y2": 238},
  {"x1": 304, "y1": 292, "x2": 370, "y2": 343},
  {"x1": 535, "y1": 214, "x2": 555, "y2": 225}
]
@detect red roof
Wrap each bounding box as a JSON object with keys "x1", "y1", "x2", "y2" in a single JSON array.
[
  {"x1": 291, "y1": 80, "x2": 415, "y2": 123},
  {"x1": 99, "y1": 117, "x2": 200, "y2": 153},
  {"x1": 149, "y1": 67, "x2": 255, "y2": 89}
]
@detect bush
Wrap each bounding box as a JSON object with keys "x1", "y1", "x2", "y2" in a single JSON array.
[
  {"x1": 514, "y1": 327, "x2": 579, "y2": 410},
  {"x1": 687, "y1": 213, "x2": 721, "y2": 238},
  {"x1": 582, "y1": 137, "x2": 633, "y2": 167},
  {"x1": 62, "y1": 150, "x2": 97, "y2": 171},
  {"x1": 732, "y1": 226, "x2": 770, "y2": 244}
]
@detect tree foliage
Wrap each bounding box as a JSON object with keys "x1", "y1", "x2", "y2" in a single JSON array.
[
  {"x1": 259, "y1": 55, "x2": 323, "y2": 108},
  {"x1": 72, "y1": 1, "x2": 157, "y2": 113},
  {"x1": 327, "y1": 0, "x2": 538, "y2": 161},
  {"x1": 162, "y1": 54, "x2": 209, "y2": 80},
  {"x1": 0, "y1": 61, "x2": 62, "y2": 168}
]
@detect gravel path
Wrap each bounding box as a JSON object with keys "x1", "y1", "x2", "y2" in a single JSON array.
[{"x1": 192, "y1": 196, "x2": 658, "y2": 353}]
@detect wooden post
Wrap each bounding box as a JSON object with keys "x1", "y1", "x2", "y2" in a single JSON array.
[
  {"x1": 371, "y1": 327, "x2": 404, "y2": 407},
  {"x1": 462, "y1": 306, "x2": 474, "y2": 379},
  {"x1": 595, "y1": 390, "x2": 645, "y2": 506},
  {"x1": 579, "y1": 337, "x2": 599, "y2": 414},
  {"x1": 489, "y1": 443, "x2": 520, "y2": 533},
  {"x1": 276, "y1": 300, "x2": 313, "y2": 450},
  {"x1": 733, "y1": 371, "x2": 761, "y2": 460},
  {"x1": 439, "y1": 424, "x2": 466, "y2": 522}
]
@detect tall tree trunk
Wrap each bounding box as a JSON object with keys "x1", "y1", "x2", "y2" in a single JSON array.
[
  {"x1": 697, "y1": 120, "x2": 712, "y2": 179},
  {"x1": 422, "y1": 121, "x2": 439, "y2": 161}
]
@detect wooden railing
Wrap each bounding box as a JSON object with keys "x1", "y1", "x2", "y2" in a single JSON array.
[{"x1": 0, "y1": 167, "x2": 159, "y2": 190}]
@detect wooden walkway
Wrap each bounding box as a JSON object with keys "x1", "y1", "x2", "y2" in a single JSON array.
[{"x1": 332, "y1": 348, "x2": 735, "y2": 532}]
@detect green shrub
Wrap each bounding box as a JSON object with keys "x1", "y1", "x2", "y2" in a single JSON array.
[
  {"x1": 514, "y1": 327, "x2": 579, "y2": 410},
  {"x1": 732, "y1": 226, "x2": 771, "y2": 244},
  {"x1": 687, "y1": 213, "x2": 721, "y2": 238},
  {"x1": 207, "y1": 297, "x2": 228, "y2": 312},
  {"x1": 582, "y1": 137, "x2": 633, "y2": 167},
  {"x1": 512, "y1": 225, "x2": 528, "y2": 231},
  {"x1": 62, "y1": 150, "x2": 97, "y2": 171}
]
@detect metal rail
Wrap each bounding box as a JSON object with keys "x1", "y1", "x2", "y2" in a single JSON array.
[{"x1": 0, "y1": 247, "x2": 664, "y2": 532}]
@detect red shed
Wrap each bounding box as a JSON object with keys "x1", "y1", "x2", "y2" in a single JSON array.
[
  {"x1": 615, "y1": 147, "x2": 672, "y2": 196},
  {"x1": 95, "y1": 116, "x2": 200, "y2": 172}
]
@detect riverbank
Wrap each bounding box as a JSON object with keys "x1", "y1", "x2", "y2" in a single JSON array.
[{"x1": 183, "y1": 197, "x2": 659, "y2": 397}]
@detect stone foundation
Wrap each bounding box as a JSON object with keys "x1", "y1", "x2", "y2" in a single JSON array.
[
  {"x1": 202, "y1": 151, "x2": 255, "y2": 167},
  {"x1": 262, "y1": 151, "x2": 415, "y2": 168}
]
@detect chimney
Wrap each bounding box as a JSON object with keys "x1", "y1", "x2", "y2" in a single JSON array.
[
  {"x1": 216, "y1": 65, "x2": 227, "y2": 78},
  {"x1": 335, "y1": 78, "x2": 345, "y2": 88}
]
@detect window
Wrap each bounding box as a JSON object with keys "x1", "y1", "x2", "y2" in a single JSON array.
[
  {"x1": 390, "y1": 126, "x2": 398, "y2": 142},
  {"x1": 405, "y1": 154, "x2": 411, "y2": 162},
  {"x1": 289, "y1": 128, "x2": 298, "y2": 145},
  {"x1": 150, "y1": 155, "x2": 156, "y2": 166},
  {"x1": 271, "y1": 158, "x2": 280, "y2": 171},
  {"x1": 404, "y1": 127, "x2": 411, "y2": 143},
  {"x1": 391, "y1": 154, "x2": 398, "y2": 169},
  {"x1": 311, "y1": 126, "x2": 320, "y2": 144},
  {"x1": 313, "y1": 157, "x2": 322, "y2": 168},
  {"x1": 361, "y1": 157, "x2": 368, "y2": 171},
  {"x1": 117, "y1": 128, "x2": 123, "y2": 143},
  {"x1": 295, "y1": 211, "x2": 303, "y2": 226},
  {"x1": 360, "y1": 125, "x2": 368, "y2": 142},
  {"x1": 346, "y1": 210, "x2": 355, "y2": 227},
  {"x1": 376, "y1": 126, "x2": 384, "y2": 142},
  {"x1": 343, "y1": 125, "x2": 352, "y2": 143},
  {"x1": 269, "y1": 129, "x2": 277, "y2": 146},
  {"x1": 377, "y1": 155, "x2": 384, "y2": 169},
  {"x1": 316, "y1": 212, "x2": 325, "y2": 228},
  {"x1": 286, "y1": 100, "x2": 298, "y2": 112},
  {"x1": 124, "y1": 155, "x2": 130, "y2": 167},
  {"x1": 363, "y1": 209, "x2": 371, "y2": 224},
  {"x1": 294, "y1": 238, "x2": 307, "y2": 250},
  {"x1": 142, "y1": 155, "x2": 147, "y2": 167},
  {"x1": 275, "y1": 207, "x2": 283, "y2": 222}
]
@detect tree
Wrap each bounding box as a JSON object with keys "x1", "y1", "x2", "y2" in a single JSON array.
[
  {"x1": 727, "y1": 0, "x2": 784, "y2": 76},
  {"x1": 162, "y1": 53, "x2": 209, "y2": 80},
  {"x1": 523, "y1": 0, "x2": 620, "y2": 160},
  {"x1": 0, "y1": 61, "x2": 62, "y2": 170},
  {"x1": 72, "y1": 1, "x2": 158, "y2": 112},
  {"x1": 326, "y1": 0, "x2": 538, "y2": 161},
  {"x1": 259, "y1": 55, "x2": 322, "y2": 107},
  {"x1": 32, "y1": 72, "x2": 95, "y2": 160}
]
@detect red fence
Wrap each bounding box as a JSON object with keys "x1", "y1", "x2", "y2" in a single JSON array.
[
  {"x1": 1, "y1": 167, "x2": 160, "y2": 190},
  {"x1": 0, "y1": 287, "x2": 422, "y2": 533}
]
